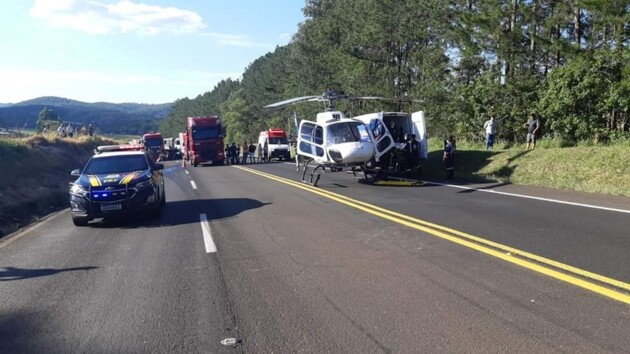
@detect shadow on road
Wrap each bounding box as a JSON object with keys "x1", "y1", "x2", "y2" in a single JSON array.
[
  {"x1": 91, "y1": 198, "x2": 271, "y2": 229},
  {"x1": 0, "y1": 266, "x2": 98, "y2": 281}
]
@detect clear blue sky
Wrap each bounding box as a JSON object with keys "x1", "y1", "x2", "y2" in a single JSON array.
[{"x1": 0, "y1": 0, "x2": 305, "y2": 104}]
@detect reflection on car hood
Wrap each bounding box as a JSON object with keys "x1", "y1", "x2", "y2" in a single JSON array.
[{"x1": 75, "y1": 171, "x2": 149, "y2": 187}]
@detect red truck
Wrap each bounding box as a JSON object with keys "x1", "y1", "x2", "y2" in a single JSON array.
[
  {"x1": 185, "y1": 116, "x2": 225, "y2": 167},
  {"x1": 142, "y1": 132, "x2": 164, "y2": 163}
]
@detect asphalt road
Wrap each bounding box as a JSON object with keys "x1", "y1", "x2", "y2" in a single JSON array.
[{"x1": 1, "y1": 160, "x2": 628, "y2": 353}]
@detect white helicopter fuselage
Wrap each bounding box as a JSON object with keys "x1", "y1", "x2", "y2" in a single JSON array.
[{"x1": 297, "y1": 113, "x2": 375, "y2": 166}]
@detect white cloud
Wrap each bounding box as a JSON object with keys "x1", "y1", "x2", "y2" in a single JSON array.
[
  {"x1": 30, "y1": 0, "x2": 205, "y2": 35},
  {"x1": 200, "y1": 32, "x2": 271, "y2": 48}
]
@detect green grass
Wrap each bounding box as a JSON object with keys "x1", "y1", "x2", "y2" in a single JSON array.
[{"x1": 423, "y1": 138, "x2": 630, "y2": 196}]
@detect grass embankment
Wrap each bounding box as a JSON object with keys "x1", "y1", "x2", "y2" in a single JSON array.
[
  {"x1": 422, "y1": 139, "x2": 630, "y2": 197},
  {"x1": 0, "y1": 134, "x2": 117, "y2": 236}
]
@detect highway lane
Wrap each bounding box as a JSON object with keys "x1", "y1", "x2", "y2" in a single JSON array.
[
  {"x1": 1, "y1": 160, "x2": 628, "y2": 353},
  {"x1": 0, "y1": 163, "x2": 237, "y2": 353},
  {"x1": 245, "y1": 161, "x2": 630, "y2": 283},
  {"x1": 185, "y1": 162, "x2": 629, "y2": 352}
]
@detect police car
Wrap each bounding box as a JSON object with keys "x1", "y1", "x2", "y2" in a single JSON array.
[{"x1": 69, "y1": 144, "x2": 166, "y2": 226}]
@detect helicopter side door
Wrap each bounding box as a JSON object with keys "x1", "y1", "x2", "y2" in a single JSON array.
[
  {"x1": 411, "y1": 111, "x2": 428, "y2": 159},
  {"x1": 298, "y1": 121, "x2": 326, "y2": 162},
  {"x1": 367, "y1": 117, "x2": 396, "y2": 162}
]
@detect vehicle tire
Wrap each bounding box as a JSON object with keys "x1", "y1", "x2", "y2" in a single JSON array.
[
  {"x1": 160, "y1": 189, "x2": 166, "y2": 206},
  {"x1": 72, "y1": 215, "x2": 89, "y2": 226}
]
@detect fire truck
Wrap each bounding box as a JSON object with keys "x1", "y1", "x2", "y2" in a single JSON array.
[
  {"x1": 142, "y1": 132, "x2": 164, "y2": 163},
  {"x1": 185, "y1": 116, "x2": 225, "y2": 167}
]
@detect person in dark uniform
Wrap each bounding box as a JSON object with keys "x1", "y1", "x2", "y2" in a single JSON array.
[{"x1": 443, "y1": 136, "x2": 456, "y2": 180}]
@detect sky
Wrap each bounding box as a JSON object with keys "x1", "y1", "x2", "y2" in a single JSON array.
[{"x1": 0, "y1": 0, "x2": 305, "y2": 104}]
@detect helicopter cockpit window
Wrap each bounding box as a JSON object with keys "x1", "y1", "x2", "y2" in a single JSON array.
[
  {"x1": 313, "y1": 126, "x2": 324, "y2": 145},
  {"x1": 326, "y1": 122, "x2": 370, "y2": 144}
]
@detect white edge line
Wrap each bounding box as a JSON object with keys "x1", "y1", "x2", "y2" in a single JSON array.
[
  {"x1": 190, "y1": 181, "x2": 197, "y2": 190},
  {"x1": 199, "y1": 213, "x2": 217, "y2": 253},
  {"x1": 0, "y1": 209, "x2": 68, "y2": 249},
  {"x1": 427, "y1": 181, "x2": 630, "y2": 214}
]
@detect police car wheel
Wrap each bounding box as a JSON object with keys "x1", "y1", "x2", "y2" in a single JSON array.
[{"x1": 72, "y1": 215, "x2": 89, "y2": 227}]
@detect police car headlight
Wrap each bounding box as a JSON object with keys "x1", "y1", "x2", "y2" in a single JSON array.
[
  {"x1": 133, "y1": 179, "x2": 152, "y2": 190},
  {"x1": 70, "y1": 184, "x2": 89, "y2": 197}
]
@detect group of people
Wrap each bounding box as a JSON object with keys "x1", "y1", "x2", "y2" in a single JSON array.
[
  {"x1": 55, "y1": 123, "x2": 94, "y2": 138},
  {"x1": 482, "y1": 113, "x2": 541, "y2": 151},
  {"x1": 225, "y1": 140, "x2": 269, "y2": 165},
  {"x1": 444, "y1": 113, "x2": 542, "y2": 180}
]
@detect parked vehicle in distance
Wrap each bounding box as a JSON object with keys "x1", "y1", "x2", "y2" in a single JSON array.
[
  {"x1": 258, "y1": 128, "x2": 291, "y2": 161},
  {"x1": 185, "y1": 116, "x2": 225, "y2": 167},
  {"x1": 142, "y1": 132, "x2": 164, "y2": 163},
  {"x1": 68, "y1": 144, "x2": 166, "y2": 226}
]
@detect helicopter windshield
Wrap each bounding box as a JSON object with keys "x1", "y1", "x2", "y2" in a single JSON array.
[{"x1": 326, "y1": 122, "x2": 370, "y2": 145}]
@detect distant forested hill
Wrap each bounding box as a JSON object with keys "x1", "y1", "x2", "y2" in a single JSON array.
[{"x1": 0, "y1": 96, "x2": 172, "y2": 135}]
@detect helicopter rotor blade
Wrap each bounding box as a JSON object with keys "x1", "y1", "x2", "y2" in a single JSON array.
[{"x1": 264, "y1": 96, "x2": 320, "y2": 110}]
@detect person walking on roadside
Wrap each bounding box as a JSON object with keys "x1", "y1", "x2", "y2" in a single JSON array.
[
  {"x1": 483, "y1": 117, "x2": 496, "y2": 150},
  {"x1": 443, "y1": 136, "x2": 456, "y2": 180},
  {"x1": 524, "y1": 114, "x2": 540, "y2": 150},
  {"x1": 257, "y1": 143, "x2": 263, "y2": 163},
  {"x1": 241, "y1": 141, "x2": 249, "y2": 165}
]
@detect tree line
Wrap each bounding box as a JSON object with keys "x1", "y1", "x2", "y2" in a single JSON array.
[{"x1": 160, "y1": 0, "x2": 629, "y2": 145}]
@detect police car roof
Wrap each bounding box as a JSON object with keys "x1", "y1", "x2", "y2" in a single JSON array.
[{"x1": 92, "y1": 150, "x2": 146, "y2": 159}]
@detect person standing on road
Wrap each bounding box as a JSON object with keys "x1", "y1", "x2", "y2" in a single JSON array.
[
  {"x1": 241, "y1": 141, "x2": 249, "y2": 165},
  {"x1": 483, "y1": 117, "x2": 496, "y2": 150},
  {"x1": 248, "y1": 142, "x2": 256, "y2": 164},
  {"x1": 263, "y1": 140, "x2": 269, "y2": 162},
  {"x1": 443, "y1": 136, "x2": 456, "y2": 180},
  {"x1": 524, "y1": 114, "x2": 541, "y2": 150},
  {"x1": 228, "y1": 143, "x2": 238, "y2": 164}
]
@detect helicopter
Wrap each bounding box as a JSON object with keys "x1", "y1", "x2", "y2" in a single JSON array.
[{"x1": 264, "y1": 91, "x2": 427, "y2": 186}]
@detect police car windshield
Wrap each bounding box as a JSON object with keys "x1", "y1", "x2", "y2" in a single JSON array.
[{"x1": 84, "y1": 155, "x2": 149, "y2": 174}]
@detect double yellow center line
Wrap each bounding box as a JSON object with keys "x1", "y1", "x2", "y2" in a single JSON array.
[{"x1": 235, "y1": 165, "x2": 630, "y2": 304}]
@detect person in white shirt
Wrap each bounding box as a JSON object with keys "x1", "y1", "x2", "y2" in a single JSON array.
[
  {"x1": 65, "y1": 124, "x2": 74, "y2": 138},
  {"x1": 483, "y1": 117, "x2": 496, "y2": 150}
]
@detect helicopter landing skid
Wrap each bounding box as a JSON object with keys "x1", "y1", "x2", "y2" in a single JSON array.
[
  {"x1": 352, "y1": 167, "x2": 423, "y2": 186},
  {"x1": 300, "y1": 159, "x2": 322, "y2": 186}
]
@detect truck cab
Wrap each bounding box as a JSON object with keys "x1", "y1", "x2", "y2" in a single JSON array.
[
  {"x1": 186, "y1": 116, "x2": 225, "y2": 167},
  {"x1": 142, "y1": 132, "x2": 164, "y2": 163}
]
